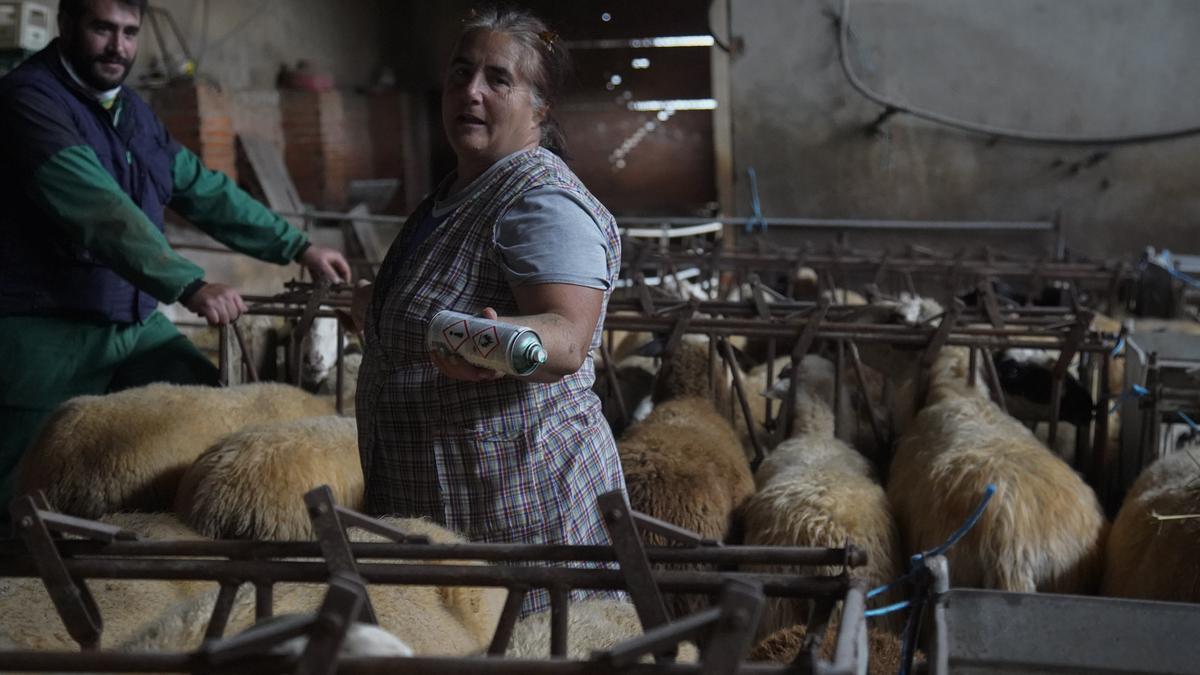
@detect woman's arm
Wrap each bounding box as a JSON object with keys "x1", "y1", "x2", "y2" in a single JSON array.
[{"x1": 430, "y1": 282, "x2": 603, "y2": 383}]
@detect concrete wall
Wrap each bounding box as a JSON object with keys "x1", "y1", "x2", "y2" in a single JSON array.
[{"x1": 728, "y1": 0, "x2": 1200, "y2": 258}]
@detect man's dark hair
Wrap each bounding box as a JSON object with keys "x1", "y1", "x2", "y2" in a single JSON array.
[{"x1": 58, "y1": 0, "x2": 149, "y2": 23}]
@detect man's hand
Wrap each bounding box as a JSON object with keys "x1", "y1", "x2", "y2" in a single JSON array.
[
  {"x1": 183, "y1": 283, "x2": 248, "y2": 325},
  {"x1": 299, "y1": 245, "x2": 352, "y2": 283}
]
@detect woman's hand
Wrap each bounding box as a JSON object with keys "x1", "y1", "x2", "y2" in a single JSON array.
[{"x1": 430, "y1": 307, "x2": 505, "y2": 382}]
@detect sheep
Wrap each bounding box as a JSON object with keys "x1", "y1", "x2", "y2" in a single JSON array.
[
  {"x1": 507, "y1": 599, "x2": 698, "y2": 661},
  {"x1": 759, "y1": 354, "x2": 890, "y2": 461},
  {"x1": 268, "y1": 618, "x2": 414, "y2": 658},
  {"x1": 885, "y1": 347, "x2": 1108, "y2": 593},
  {"x1": 0, "y1": 513, "x2": 505, "y2": 658},
  {"x1": 0, "y1": 512, "x2": 236, "y2": 652},
  {"x1": 749, "y1": 620, "x2": 923, "y2": 675},
  {"x1": 1101, "y1": 448, "x2": 1200, "y2": 602},
  {"x1": 16, "y1": 382, "x2": 334, "y2": 518},
  {"x1": 618, "y1": 335, "x2": 754, "y2": 617},
  {"x1": 227, "y1": 516, "x2": 508, "y2": 656},
  {"x1": 175, "y1": 415, "x2": 363, "y2": 541},
  {"x1": 740, "y1": 389, "x2": 901, "y2": 637},
  {"x1": 317, "y1": 351, "x2": 363, "y2": 415}
]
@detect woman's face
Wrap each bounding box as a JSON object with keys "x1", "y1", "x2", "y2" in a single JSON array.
[{"x1": 442, "y1": 30, "x2": 544, "y2": 174}]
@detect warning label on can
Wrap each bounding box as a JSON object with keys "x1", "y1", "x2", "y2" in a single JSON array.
[
  {"x1": 442, "y1": 320, "x2": 470, "y2": 353},
  {"x1": 472, "y1": 325, "x2": 500, "y2": 358}
]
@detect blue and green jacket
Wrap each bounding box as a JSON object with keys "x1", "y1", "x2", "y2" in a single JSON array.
[{"x1": 0, "y1": 40, "x2": 309, "y2": 323}]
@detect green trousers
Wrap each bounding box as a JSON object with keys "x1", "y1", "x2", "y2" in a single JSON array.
[{"x1": 0, "y1": 311, "x2": 219, "y2": 511}]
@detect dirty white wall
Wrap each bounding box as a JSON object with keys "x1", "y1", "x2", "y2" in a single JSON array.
[{"x1": 728, "y1": 0, "x2": 1200, "y2": 258}]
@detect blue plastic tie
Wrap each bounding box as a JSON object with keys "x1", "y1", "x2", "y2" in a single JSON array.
[
  {"x1": 866, "y1": 484, "x2": 996, "y2": 605},
  {"x1": 1110, "y1": 383, "x2": 1150, "y2": 414},
  {"x1": 1179, "y1": 411, "x2": 1200, "y2": 433},
  {"x1": 1165, "y1": 265, "x2": 1200, "y2": 290},
  {"x1": 746, "y1": 167, "x2": 767, "y2": 233},
  {"x1": 1111, "y1": 335, "x2": 1125, "y2": 358},
  {"x1": 864, "y1": 599, "x2": 911, "y2": 617}
]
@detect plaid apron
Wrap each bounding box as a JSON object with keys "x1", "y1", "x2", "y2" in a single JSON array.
[{"x1": 357, "y1": 148, "x2": 625, "y2": 614}]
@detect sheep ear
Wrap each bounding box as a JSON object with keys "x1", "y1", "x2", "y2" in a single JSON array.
[
  {"x1": 763, "y1": 376, "x2": 790, "y2": 400},
  {"x1": 634, "y1": 335, "x2": 667, "y2": 358}
]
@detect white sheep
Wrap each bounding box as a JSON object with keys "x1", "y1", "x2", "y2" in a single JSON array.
[
  {"x1": 0, "y1": 513, "x2": 505, "y2": 658},
  {"x1": 507, "y1": 599, "x2": 698, "y2": 661},
  {"x1": 1102, "y1": 448, "x2": 1200, "y2": 602},
  {"x1": 269, "y1": 618, "x2": 414, "y2": 658},
  {"x1": 740, "y1": 389, "x2": 901, "y2": 637},
  {"x1": 0, "y1": 512, "x2": 236, "y2": 652},
  {"x1": 232, "y1": 516, "x2": 508, "y2": 656},
  {"x1": 16, "y1": 382, "x2": 334, "y2": 518},
  {"x1": 175, "y1": 415, "x2": 363, "y2": 541},
  {"x1": 885, "y1": 347, "x2": 1108, "y2": 593}
]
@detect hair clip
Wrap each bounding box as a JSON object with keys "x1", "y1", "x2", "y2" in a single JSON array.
[{"x1": 538, "y1": 30, "x2": 558, "y2": 50}]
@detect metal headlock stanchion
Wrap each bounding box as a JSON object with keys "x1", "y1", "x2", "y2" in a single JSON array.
[{"x1": 0, "y1": 489, "x2": 871, "y2": 674}]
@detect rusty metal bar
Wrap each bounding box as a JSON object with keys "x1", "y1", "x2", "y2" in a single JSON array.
[
  {"x1": 847, "y1": 341, "x2": 887, "y2": 458},
  {"x1": 204, "y1": 581, "x2": 243, "y2": 641},
  {"x1": 486, "y1": 586, "x2": 527, "y2": 656},
  {"x1": 550, "y1": 584, "x2": 570, "y2": 658},
  {"x1": 981, "y1": 348, "x2": 1008, "y2": 413},
  {"x1": 0, "y1": 652, "x2": 807, "y2": 674},
  {"x1": 698, "y1": 580, "x2": 767, "y2": 675},
  {"x1": 10, "y1": 494, "x2": 106, "y2": 651},
  {"x1": 599, "y1": 333, "x2": 629, "y2": 429},
  {"x1": 254, "y1": 581, "x2": 273, "y2": 620},
  {"x1": 305, "y1": 486, "x2": 378, "y2": 624},
  {"x1": 721, "y1": 338, "x2": 765, "y2": 470},
  {"x1": 834, "y1": 340, "x2": 845, "y2": 439},
  {"x1": 598, "y1": 491, "x2": 673, "y2": 647},
  {"x1": 0, "y1": 539, "x2": 863, "y2": 569},
  {"x1": 230, "y1": 321, "x2": 259, "y2": 383},
  {"x1": 294, "y1": 574, "x2": 366, "y2": 675},
  {"x1": 335, "y1": 320, "x2": 345, "y2": 414},
  {"x1": 1048, "y1": 311, "x2": 1093, "y2": 448}
]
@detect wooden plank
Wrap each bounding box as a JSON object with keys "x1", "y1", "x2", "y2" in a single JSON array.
[{"x1": 237, "y1": 134, "x2": 305, "y2": 229}]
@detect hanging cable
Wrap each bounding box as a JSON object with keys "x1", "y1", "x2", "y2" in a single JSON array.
[{"x1": 836, "y1": 0, "x2": 1200, "y2": 146}]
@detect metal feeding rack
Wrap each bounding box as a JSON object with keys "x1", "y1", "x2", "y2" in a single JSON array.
[
  {"x1": 0, "y1": 487, "x2": 871, "y2": 674},
  {"x1": 619, "y1": 237, "x2": 1136, "y2": 315},
  {"x1": 217, "y1": 280, "x2": 357, "y2": 413},
  {"x1": 1119, "y1": 331, "x2": 1200, "y2": 500},
  {"x1": 599, "y1": 276, "x2": 1121, "y2": 507}
]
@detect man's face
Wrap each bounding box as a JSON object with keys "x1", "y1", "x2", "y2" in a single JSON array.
[{"x1": 59, "y1": 0, "x2": 141, "y2": 91}]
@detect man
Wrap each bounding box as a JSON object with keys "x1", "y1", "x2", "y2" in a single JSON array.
[{"x1": 0, "y1": 0, "x2": 352, "y2": 505}]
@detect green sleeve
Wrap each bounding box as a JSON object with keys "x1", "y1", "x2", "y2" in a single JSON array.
[
  {"x1": 30, "y1": 145, "x2": 204, "y2": 303},
  {"x1": 168, "y1": 147, "x2": 309, "y2": 264}
]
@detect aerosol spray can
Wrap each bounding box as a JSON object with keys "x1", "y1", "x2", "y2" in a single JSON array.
[{"x1": 426, "y1": 309, "x2": 548, "y2": 376}]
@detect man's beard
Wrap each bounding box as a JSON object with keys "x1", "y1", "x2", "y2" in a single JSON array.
[{"x1": 66, "y1": 41, "x2": 133, "y2": 91}]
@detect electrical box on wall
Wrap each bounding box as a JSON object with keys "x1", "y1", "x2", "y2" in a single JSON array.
[{"x1": 0, "y1": 1, "x2": 52, "y2": 52}]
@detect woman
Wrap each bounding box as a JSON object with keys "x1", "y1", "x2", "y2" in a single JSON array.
[{"x1": 352, "y1": 8, "x2": 625, "y2": 614}]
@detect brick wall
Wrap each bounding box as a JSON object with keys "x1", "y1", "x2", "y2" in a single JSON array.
[
  {"x1": 280, "y1": 89, "x2": 348, "y2": 209},
  {"x1": 150, "y1": 80, "x2": 237, "y2": 182}
]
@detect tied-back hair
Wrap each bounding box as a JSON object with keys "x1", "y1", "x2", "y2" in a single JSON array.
[{"x1": 460, "y1": 5, "x2": 572, "y2": 158}]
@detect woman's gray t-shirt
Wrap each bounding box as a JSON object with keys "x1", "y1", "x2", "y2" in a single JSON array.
[{"x1": 429, "y1": 152, "x2": 612, "y2": 290}]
